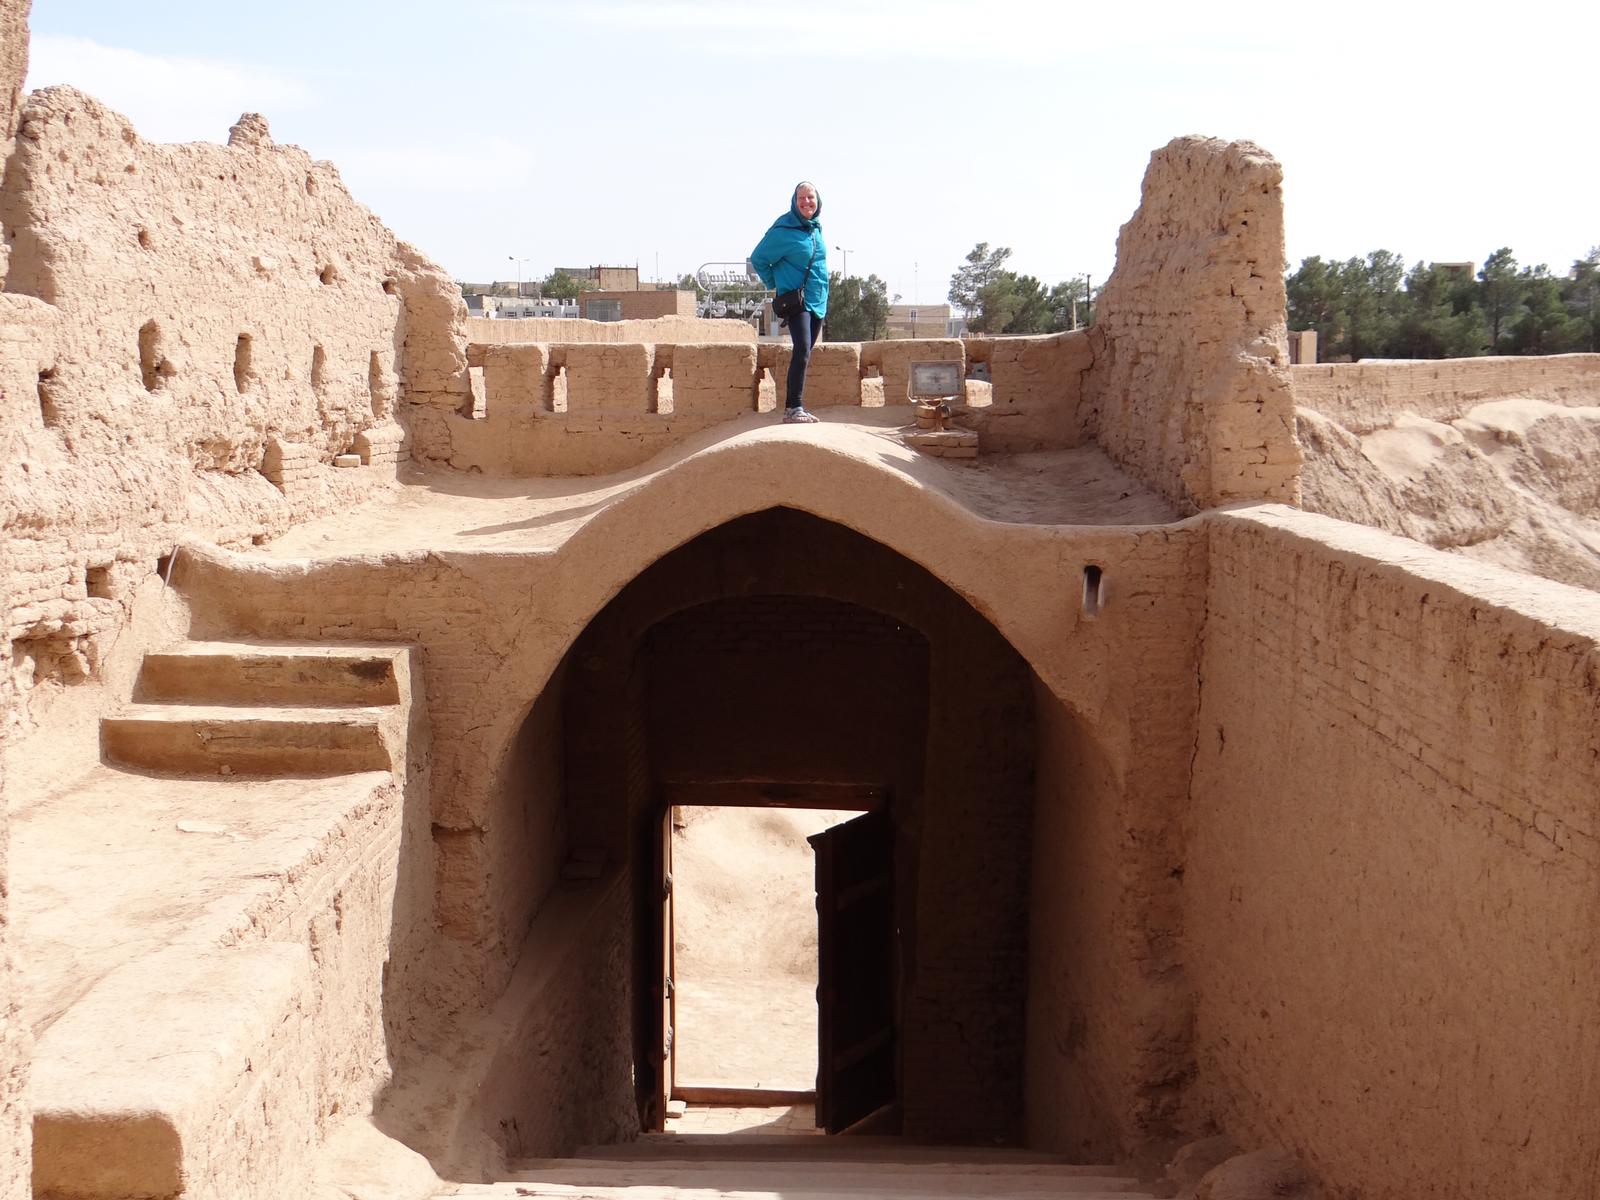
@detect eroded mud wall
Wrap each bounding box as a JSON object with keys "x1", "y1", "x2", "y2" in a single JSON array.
[
  {"x1": 0, "y1": 4, "x2": 33, "y2": 1195},
  {"x1": 1187, "y1": 507, "x2": 1600, "y2": 1197},
  {"x1": 1087, "y1": 137, "x2": 1300, "y2": 512},
  {"x1": 0, "y1": 86, "x2": 466, "y2": 730}
]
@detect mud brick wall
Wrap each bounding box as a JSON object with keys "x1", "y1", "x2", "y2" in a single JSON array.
[
  {"x1": 863, "y1": 337, "x2": 965, "y2": 407},
  {"x1": 669, "y1": 343, "x2": 759, "y2": 420},
  {"x1": 965, "y1": 330, "x2": 1096, "y2": 451},
  {"x1": 444, "y1": 333, "x2": 1098, "y2": 474},
  {"x1": 481, "y1": 343, "x2": 554, "y2": 413},
  {"x1": 900, "y1": 613, "x2": 1035, "y2": 1144},
  {"x1": 565, "y1": 344, "x2": 659, "y2": 417},
  {"x1": 1087, "y1": 137, "x2": 1300, "y2": 512},
  {"x1": 0, "y1": 806, "x2": 23, "y2": 1200},
  {"x1": 1187, "y1": 506, "x2": 1600, "y2": 1198},
  {"x1": 767, "y1": 341, "x2": 861, "y2": 408},
  {"x1": 1023, "y1": 529, "x2": 1206, "y2": 1158},
  {"x1": 464, "y1": 875, "x2": 639, "y2": 1160}
]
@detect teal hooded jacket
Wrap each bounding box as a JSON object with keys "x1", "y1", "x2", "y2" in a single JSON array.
[{"x1": 750, "y1": 186, "x2": 829, "y2": 318}]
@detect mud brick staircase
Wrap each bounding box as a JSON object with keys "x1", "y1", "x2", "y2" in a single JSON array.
[
  {"x1": 101, "y1": 640, "x2": 407, "y2": 776},
  {"x1": 28, "y1": 639, "x2": 420, "y2": 1199},
  {"x1": 441, "y1": 1133, "x2": 1158, "y2": 1198}
]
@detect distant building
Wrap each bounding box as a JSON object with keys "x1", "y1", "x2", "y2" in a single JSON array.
[
  {"x1": 556, "y1": 265, "x2": 646, "y2": 291},
  {"x1": 465, "y1": 293, "x2": 579, "y2": 320},
  {"x1": 885, "y1": 303, "x2": 955, "y2": 340},
  {"x1": 578, "y1": 289, "x2": 697, "y2": 322}
]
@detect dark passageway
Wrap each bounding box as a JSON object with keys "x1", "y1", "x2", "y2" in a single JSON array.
[{"x1": 557, "y1": 508, "x2": 1038, "y2": 1143}]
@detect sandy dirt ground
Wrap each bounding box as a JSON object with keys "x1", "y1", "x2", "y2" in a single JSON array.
[{"x1": 671, "y1": 806, "x2": 856, "y2": 1092}]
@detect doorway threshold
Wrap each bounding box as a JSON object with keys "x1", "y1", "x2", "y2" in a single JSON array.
[
  {"x1": 675, "y1": 1086, "x2": 815, "y2": 1106},
  {"x1": 662, "y1": 1101, "x2": 820, "y2": 1137}
]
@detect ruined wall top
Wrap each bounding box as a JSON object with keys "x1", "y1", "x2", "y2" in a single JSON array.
[
  {"x1": 1087, "y1": 135, "x2": 1301, "y2": 512},
  {"x1": 0, "y1": 0, "x2": 30, "y2": 283},
  {"x1": 2, "y1": 86, "x2": 425, "y2": 468},
  {"x1": 0, "y1": 0, "x2": 27, "y2": 139},
  {"x1": 0, "y1": 85, "x2": 465, "y2": 700}
]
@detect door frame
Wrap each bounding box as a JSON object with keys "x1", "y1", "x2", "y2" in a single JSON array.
[{"x1": 653, "y1": 779, "x2": 892, "y2": 1129}]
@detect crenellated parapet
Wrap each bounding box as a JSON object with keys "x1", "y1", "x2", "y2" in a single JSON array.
[{"x1": 422, "y1": 330, "x2": 1097, "y2": 476}]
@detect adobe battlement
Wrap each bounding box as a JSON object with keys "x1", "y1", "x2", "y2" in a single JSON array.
[{"x1": 414, "y1": 332, "x2": 1091, "y2": 475}]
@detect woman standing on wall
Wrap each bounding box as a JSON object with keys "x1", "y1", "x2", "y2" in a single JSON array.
[{"x1": 751, "y1": 181, "x2": 828, "y2": 424}]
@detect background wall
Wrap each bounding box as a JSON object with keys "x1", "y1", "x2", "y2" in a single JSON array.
[
  {"x1": 1186, "y1": 505, "x2": 1600, "y2": 1198},
  {"x1": 468, "y1": 314, "x2": 754, "y2": 345},
  {"x1": 1292, "y1": 354, "x2": 1600, "y2": 433}
]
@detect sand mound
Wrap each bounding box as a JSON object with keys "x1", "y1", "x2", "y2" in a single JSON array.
[{"x1": 1299, "y1": 398, "x2": 1600, "y2": 590}]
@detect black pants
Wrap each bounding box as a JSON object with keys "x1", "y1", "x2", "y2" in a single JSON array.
[{"x1": 786, "y1": 310, "x2": 824, "y2": 410}]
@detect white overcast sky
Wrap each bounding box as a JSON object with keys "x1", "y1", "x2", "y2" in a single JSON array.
[{"x1": 25, "y1": 1, "x2": 1599, "y2": 303}]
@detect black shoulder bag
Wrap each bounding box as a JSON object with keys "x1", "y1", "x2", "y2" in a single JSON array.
[{"x1": 771, "y1": 231, "x2": 818, "y2": 321}]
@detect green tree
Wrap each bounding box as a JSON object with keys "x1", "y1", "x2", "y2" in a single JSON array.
[
  {"x1": 541, "y1": 270, "x2": 585, "y2": 301},
  {"x1": 950, "y1": 243, "x2": 1099, "y2": 335},
  {"x1": 999, "y1": 274, "x2": 1057, "y2": 334},
  {"x1": 1286, "y1": 256, "x2": 1346, "y2": 354},
  {"x1": 1286, "y1": 252, "x2": 1406, "y2": 360},
  {"x1": 1509, "y1": 266, "x2": 1581, "y2": 354},
  {"x1": 949, "y1": 243, "x2": 1014, "y2": 326},
  {"x1": 1345, "y1": 251, "x2": 1406, "y2": 360},
  {"x1": 1567, "y1": 248, "x2": 1600, "y2": 352},
  {"x1": 1390, "y1": 262, "x2": 1485, "y2": 359},
  {"x1": 1478, "y1": 248, "x2": 1522, "y2": 351},
  {"x1": 1047, "y1": 277, "x2": 1096, "y2": 330},
  {"x1": 824, "y1": 272, "x2": 890, "y2": 342}
]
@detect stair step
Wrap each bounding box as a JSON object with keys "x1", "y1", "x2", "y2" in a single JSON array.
[
  {"x1": 564, "y1": 1137, "x2": 1065, "y2": 1164},
  {"x1": 102, "y1": 703, "x2": 391, "y2": 776},
  {"x1": 135, "y1": 641, "x2": 402, "y2": 706},
  {"x1": 499, "y1": 1160, "x2": 1148, "y2": 1192},
  {"x1": 448, "y1": 1180, "x2": 1153, "y2": 1199}
]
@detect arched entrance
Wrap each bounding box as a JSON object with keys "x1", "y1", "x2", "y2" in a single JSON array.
[{"x1": 558, "y1": 508, "x2": 1038, "y2": 1143}]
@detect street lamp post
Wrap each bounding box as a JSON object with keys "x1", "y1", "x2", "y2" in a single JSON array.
[
  {"x1": 507, "y1": 256, "x2": 531, "y2": 298},
  {"x1": 834, "y1": 246, "x2": 852, "y2": 281}
]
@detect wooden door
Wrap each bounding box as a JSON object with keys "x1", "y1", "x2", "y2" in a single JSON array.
[{"x1": 809, "y1": 806, "x2": 895, "y2": 1133}]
